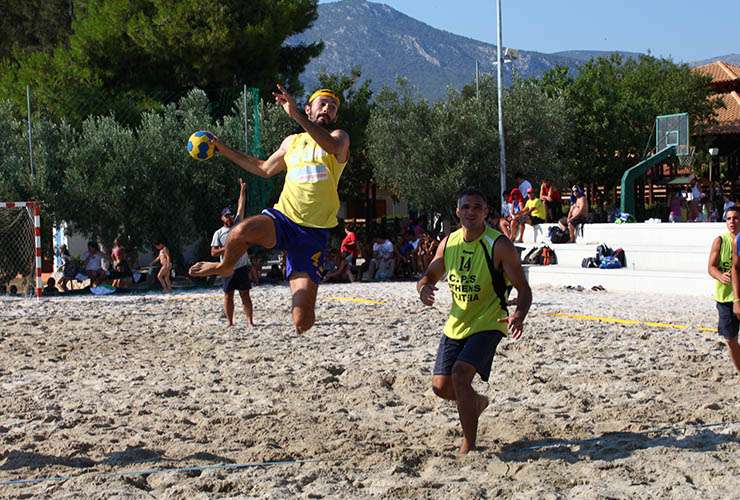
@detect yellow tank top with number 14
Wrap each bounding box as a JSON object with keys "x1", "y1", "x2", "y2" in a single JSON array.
[
  {"x1": 274, "y1": 132, "x2": 347, "y2": 228},
  {"x1": 443, "y1": 226, "x2": 509, "y2": 340}
]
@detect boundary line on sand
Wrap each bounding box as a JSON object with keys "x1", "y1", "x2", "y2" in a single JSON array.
[
  {"x1": 548, "y1": 312, "x2": 717, "y2": 333},
  {"x1": 0, "y1": 458, "x2": 327, "y2": 487}
]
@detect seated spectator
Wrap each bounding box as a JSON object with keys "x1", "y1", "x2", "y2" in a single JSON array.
[
  {"x1": 487, "y1": 211, "x2": 512, "y2": 239},
  {"x1": 394, "y1": 233, "x2": 416, "y2": 279},
  {"x1": 365, "y1": 235, "x2": 395, "y2": 281},
  {"x1": 324, "y1": 249, "x2": 353, "y2": 283},
  {"x1": 82, "y1": 241, "x2": 106, "y2": 286},
  {"x1": 43, "y1": 277, "x2": 59, "y2": 296},
  {"x1": 414, "y1": 232, "x2": 438, "y2": 273},
  {"x1": 57, "y1": 244, "x2": 79, "y2": 292},
  {"x1": 512, "y1": 188, "x2": 546, "y2": 242},
  {"x1": 567, "y1": 185, "x2": 589, "y2": 243},
  {"x1": 540, "y1": 179, "x2": 562, "y2": 222}
]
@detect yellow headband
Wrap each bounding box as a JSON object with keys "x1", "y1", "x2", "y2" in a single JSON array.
[{"x1": 308, "y1": 89, "x2": 340, "y2": 106}]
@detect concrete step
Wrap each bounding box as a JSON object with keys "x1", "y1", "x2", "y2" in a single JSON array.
[
  {"x1": 518, "y1": 242, "x2": 710, "y2": 273},
  {"x1": 523, "y1": 265, "x2": 713, "y2": 296},
  {"x1": 523, "y1": 222, "x2": 725, "y2": 248}
]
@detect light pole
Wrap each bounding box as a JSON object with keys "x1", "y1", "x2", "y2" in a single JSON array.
[
  {"x1": 494, "y1": 2, "x2": 518, "y2": 214},
  {"x1": 496, "y1": 0, "x2": 506, "y2": 214}
]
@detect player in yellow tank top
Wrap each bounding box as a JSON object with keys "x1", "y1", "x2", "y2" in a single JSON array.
[
  {"x1": 416, "y1": 188, "x2": 532, "y2": 454},
  {"x1": 710, "y1": 205, "x2": 740, "y2": 374},
  {"x1": 189, "y1": 85, "x2": 350, "y2": 334}
]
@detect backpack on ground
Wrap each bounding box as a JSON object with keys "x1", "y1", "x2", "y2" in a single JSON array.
[
  {"x1": 522, "y1": 246, "x2": 544, "y2": 265},
  {"x1": 595, "y1": 244, "x2": 613, "y2": 264},
  {"x1": 581, "y1": 257, "x2": 599, "y2": 268},
  {"x1": 599, "y1": 256, "x2": 622, "y2": 269},
  {"x1": 613, "y1": 248, "x2": 627, "y2": 268},
  {"x1": 548, "y1": 225, "x2": 569, "y2": 244}
]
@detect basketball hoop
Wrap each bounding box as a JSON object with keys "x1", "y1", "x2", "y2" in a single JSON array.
[{"x1": 676, "y1": 145, "x2": 695, "y2": 168}]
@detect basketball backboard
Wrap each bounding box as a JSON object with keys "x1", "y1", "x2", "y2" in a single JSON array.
[{"x1": 656, "y1": 113, "x2": 689, "y2": 153}]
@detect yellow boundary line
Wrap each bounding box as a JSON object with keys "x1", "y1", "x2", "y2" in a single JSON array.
[
  {"x1": 548, "y1": 312, "x2": 717, "y2": 333},
  {"x1": 326, "y1": 296, "x2": 386, "y2": 305}
]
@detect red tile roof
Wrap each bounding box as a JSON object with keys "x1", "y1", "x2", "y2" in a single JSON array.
[
  {"x1": 694, "y1": 61, "x2": 740, "y2": 83},
  {"x1": 693, "y1": 61, "x2": 740, "y2": 134},
  {"x1": 706, "y1": 91, "x2": 740, "y2": 134}
]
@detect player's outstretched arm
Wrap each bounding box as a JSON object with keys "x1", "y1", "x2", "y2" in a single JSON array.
[
  {"x1": 213, "y1": 136, "x2": 288, "y2": 178},
  {"x1": 236, "y1": 178, "x2": 247, "y2": 221},
  {"x1": 273, "y1": 84, "x2": 350, "y2": 163},
  {"x1": 496, "y1": 236, "x2": 532, "y2": 339},
  {"x1": 416, "y1": 235, "x2": 448, "y2": 306}
]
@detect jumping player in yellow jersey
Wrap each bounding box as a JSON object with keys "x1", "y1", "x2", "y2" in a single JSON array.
[
  {"x1": 417, "y1": 188, "x2": 532, "y2": 454},
  {"x1": 189, "y1": 85, "x2": 350, "y2": 333}
]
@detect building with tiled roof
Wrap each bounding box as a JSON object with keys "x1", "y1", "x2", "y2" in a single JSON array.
[{"x1": 693, "y1": 61, "x2": 740, "y2": 134}]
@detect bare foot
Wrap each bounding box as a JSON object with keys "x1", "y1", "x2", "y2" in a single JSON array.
[{"x1": 189, "y1": 261, "x2": 232, "y2": 277}]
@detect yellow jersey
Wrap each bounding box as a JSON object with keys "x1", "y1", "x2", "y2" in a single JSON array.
[
  {"x1": 525, "y1": 198, "x2": 546, "y2": 220},
  {"x1": 274, "y1": 132, "x2": 347, "y2": 228},
  {"x1": 443, "y1": 226, "x2": 510, "y2": 339}
]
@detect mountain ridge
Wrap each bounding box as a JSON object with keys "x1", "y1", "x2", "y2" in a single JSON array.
[{"x1": 291, "y1": 1, "x2": 735, "y2": 99}]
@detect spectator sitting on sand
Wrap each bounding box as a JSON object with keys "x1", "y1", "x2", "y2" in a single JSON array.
[{"x1": 82, "y1": 241, "x2": 106, "y2": 286}]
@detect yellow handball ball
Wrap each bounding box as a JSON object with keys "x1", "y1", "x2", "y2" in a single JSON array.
[{"x1": 187, "y1": 130, "x2": 215, "y2": 160}]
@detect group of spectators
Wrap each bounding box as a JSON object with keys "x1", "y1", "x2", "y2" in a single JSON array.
[
  {"x1": 488, "y1": 172, "x2": 589, "y2": 244},
  {"x1": 669, "y1": 177, "x2": 738, "y2": 223},
  {"x1": 50, "y1": 238, "x2": 172, "y2": 294},
  {"x1": 318, "y1": 222, "x2": 442, "y2": 283}
]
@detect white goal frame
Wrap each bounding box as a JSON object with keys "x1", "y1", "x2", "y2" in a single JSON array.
[{"x1": 0, "y1": 201, "x2": 42, "y2": 298}]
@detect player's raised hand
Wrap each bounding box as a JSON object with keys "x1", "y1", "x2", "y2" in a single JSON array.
[
  {"x1": 239, "y1": 178, "x2": 247, "y2": 192},
  {"x1": 273, "y1": 84, "x2": 299, "y2": 119},
  {"x1": 419, "y1": 284, "x2": 437, "y2": 306},
  {"x1": 498, "y1": 314, "x2": 524, "y2": 339}
]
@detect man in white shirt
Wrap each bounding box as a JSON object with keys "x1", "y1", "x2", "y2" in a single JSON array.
[
  {"x1": 82, "y1": 241, "x2": 106, "y2": 286},
  {"x1": 211, "y1": 179, "x2": 254, "y2": 326},
  {"x1": 366, "y1": 235, "x2": 395, "y2": 280},
  {"x1": 514, "y1": 172, "x2": 532, "y2": 200}
]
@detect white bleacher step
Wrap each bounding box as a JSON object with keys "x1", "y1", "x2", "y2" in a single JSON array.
[
  {"x1": 523, "y1": 265, "x2": 713, "y2": 296},
  {"x1": 523, "y1": 222, "x2": 724, "y2": 247},
  {"x1": 519, "y1": 242, "x2": 709, "y2": 273}
]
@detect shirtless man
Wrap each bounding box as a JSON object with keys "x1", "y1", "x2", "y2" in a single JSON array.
[
  {"x1": 567, "y1": 185, "x2": 589, "y2": 243},
  {"x1": 189, "y1": 86, "x2": 349, "y2": 333},
  {"x1": 417, "y1": 188, "x2": 532, "y2": 453}
]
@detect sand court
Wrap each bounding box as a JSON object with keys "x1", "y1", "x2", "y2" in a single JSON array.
[{"x1": 1, "y1": 282, "x2": 738, "y2": 497}]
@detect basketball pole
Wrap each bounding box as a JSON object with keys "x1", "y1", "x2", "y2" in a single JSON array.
[{"x1": 496, "y1": 0, "x2": 507, "y2": 215}]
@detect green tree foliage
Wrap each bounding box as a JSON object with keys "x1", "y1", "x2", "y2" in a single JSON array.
[
  {"x1": 0, "y1": 0, "x2": 322, "y2": 124},
  {"x1": 0, "y1": 0, "x2": 74, "y2": 61},
  {"x1": 367, "y1": 77, "x2": 568, "y2": 215},
  {"x1": 0, "y1": 89, "x2": 281, "y2": 264},
  {"x1": 542, "y1": 54, "x2": 720, "y2": 188}
]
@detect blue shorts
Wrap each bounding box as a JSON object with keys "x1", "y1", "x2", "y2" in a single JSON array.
[
  {"x1": 262, "y1": 208, "x2": 328, "y2": 284},
  {"x1": 716, "y1": 302, "x2": 739, "y2": 340},
  {"x1": 223, "y1": 265, "x2": 251, "y2": 293},
  {"x1": 433, "y1": 331, "x2": 504, "y2": 382}
]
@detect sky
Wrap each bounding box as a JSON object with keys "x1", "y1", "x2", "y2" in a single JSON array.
[{"x1": 319, "y1": 0, "x2": 737, "y2": 62}]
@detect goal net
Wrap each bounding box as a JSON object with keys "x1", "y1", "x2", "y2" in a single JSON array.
[{"x1": 0, "y1": 202, "x2": 41, "y2": 297}]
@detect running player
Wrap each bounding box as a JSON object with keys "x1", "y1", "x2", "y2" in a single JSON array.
[
  {"x1": 712, "y1": 204, "x2": 739, "y2": 374},
  {"x1": 417, "y1": 188, "x2": 532, "y2": 453},
  {"x1": 189, "y1": 85, "x2": 349, "y2": 333}
]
